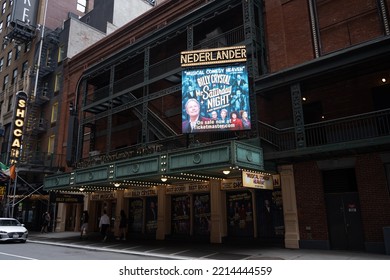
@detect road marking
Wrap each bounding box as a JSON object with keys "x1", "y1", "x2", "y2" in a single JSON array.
[{"x1": 0, "y1": 251, "x2": 37, "y2": 260}]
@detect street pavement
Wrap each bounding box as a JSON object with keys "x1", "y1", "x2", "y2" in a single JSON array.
[{"x1": 27, "y1": 231, "x2": 390, "y2": 260}]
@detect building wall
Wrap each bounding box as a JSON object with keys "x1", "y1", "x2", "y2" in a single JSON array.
[
  {"x1": 67, "y1": 17, "x2": 105, "y2": 58},
  {"x1": 264, "y1": 0, "x2": 387, "y2": 73},
  {"x1": 356, "y1": 153, "x2": 390, "y2": 242},
  {"x1": 112, "y1": 0, "x2": 154, "y2": 32},
  {"x1": 45, "y1": 0, "x2": 390, "y2": 252},
  {"x1": 57, "y1": 0, "x2": 210, "y2": 169},
  {"x1": 42, "y1": 0, "x2": 87, "y2": 30},
  {"x1": 317, "y1": 0, "x2": 383, "y2": 54},
  {"x1": 294, "y1": 161, "x2": 329, "y2": 241},
  {"x1": 293, "y1": 154, "x2": 390, "y2": 251},
  {"x1": 264, "y1": 0, "x2": 314, "y2": 72}
]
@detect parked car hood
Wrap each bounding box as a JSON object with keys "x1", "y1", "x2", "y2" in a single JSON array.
[{"x1": 0, "y1": 226, "x2": 27, "y2": 232}]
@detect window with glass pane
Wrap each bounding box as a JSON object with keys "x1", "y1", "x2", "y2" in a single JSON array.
[
  {"x1": 48, "y1": 135, "x2": 55, "y2": 155},
  {"x1": 12, "y1": 68, "x2": 17, "y2": 84},
  {"x1": 58, "y1": 45, "x2": 65, "y2": 62},
  {"x1": 54, "y1": 72, "x2": 62, "y2": 92},
  {"x1": 21, "y1": 61, "x2": 28, "y2": 78},
  {"x1": 77, "y1": 0, "x2": 87, "y2": 13},
  {"x1": 51, "y1": 102, "x2": 58, "y2": 123},
  {"x1": 6, "y1": 50, "x2": 12, "y2": 66},
  {"x1": 3, "y1": 74, "x2": 8, "y2": 90}
]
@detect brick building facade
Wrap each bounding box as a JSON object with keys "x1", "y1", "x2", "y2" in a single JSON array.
[{"x1": 44, "y1": 0, "x2": 390, "y2": 253}]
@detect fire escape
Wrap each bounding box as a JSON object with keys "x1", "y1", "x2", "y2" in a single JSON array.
[
  {"x1": 5, "y1": 19, "x2": 36, "y2": 45},
  {"x1": 22, "y1": 29, "x2": 60, "y2": 167},
  {"x1": 6, "y1": 20, "x2": 60, "y2": 168}
]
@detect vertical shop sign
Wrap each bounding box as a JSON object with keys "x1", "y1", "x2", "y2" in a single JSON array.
[
  {"x1": 9, "y1": 91, "x2": 28, "y2": 164},
  {"x1": 11, "y1": 0, "x2": 39, "y2": 26}
]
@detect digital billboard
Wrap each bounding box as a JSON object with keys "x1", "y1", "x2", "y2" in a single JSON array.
[{"x1": 181, "y1": 64, "x2": 251, "y2": 133}]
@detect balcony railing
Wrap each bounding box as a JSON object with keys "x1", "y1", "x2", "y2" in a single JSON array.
[
  {"x1": 76, "y1": 129, "x2": 246, "y2": 168},
  {"x1": 259, "y1": 109, "x2": 390, "y2": 152}
]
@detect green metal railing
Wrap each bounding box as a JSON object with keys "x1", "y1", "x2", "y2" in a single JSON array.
[{"x1": 259, "y1": 109, "x2": 390, "y2": 151}]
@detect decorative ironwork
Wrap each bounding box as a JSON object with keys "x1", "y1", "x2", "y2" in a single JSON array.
[
  {"x1": 291, "y1": 83, "x2": 306, "y2": 148},
  {"x1": 187, "y1": 25, "x2": 193, "y2": 50}
]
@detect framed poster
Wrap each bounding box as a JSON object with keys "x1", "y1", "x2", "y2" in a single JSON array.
[
  {"x1": 171, "y1": 195, "x2": 190, "y2": 235},
  {"x1": 227, "y1": 191, "x2": 253, "y2": 237},
  {"x1": 193, "y1": 194, "x2": 211, "y2": 235}
]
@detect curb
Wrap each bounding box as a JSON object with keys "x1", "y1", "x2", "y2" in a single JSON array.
[{"x1": 27, "y1": 239, "x2": 194, "y2": 260}]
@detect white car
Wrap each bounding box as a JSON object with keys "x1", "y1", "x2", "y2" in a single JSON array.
[{"x1": 0, "y1": 218, "x2": 28, "y2": 243}]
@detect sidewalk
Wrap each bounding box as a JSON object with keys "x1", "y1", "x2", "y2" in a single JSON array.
[{"x1": 28, "y1": 231, "x2": 390, "y2": 260}]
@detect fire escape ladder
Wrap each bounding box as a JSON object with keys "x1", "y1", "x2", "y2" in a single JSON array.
[{"x1": 21, "y1": 98, "x2": 40, "y2": 163}]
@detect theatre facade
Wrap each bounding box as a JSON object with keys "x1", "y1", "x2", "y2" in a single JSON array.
[
  {"x1": 44, "y1": 0, "x2": 285, "y2": 245},
  {"x1": 44, "y1": 0, "x2": 390, "y2": 253}
]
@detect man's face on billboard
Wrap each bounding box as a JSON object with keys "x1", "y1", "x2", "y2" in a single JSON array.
[{"x1": 186, "y1": 99, "x2": 200, "y2": 118}]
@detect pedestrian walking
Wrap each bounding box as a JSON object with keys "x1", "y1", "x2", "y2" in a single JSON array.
[
  {"x1": 80, "y1": 210, "x2": 89, "y2": 239},
  {"x1": 41, "y1": 212, "x2": 50, "y2": 233},
  {"x1": 99, "y1": 210, "x2": 110, "y2": 242}
]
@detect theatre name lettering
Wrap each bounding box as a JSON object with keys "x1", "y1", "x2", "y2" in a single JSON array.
[
  {"x1": 10, "y1": 91, "x2": 28, "y2": 164},
  {"x1": 181, "y1": 46, "x2": 247, "y2": 67},
  {"x1": 55, "y1": 194, "x2": 84, "y2": 203}
]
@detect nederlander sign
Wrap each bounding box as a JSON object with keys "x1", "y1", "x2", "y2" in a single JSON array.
[{"x1": 181, "y1": 46, "x2": 247, "y2": 67}]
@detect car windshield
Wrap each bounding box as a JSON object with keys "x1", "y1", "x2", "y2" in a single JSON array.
[{"x1": 0, "y1": 219, "x2": 20, "y2": 226}]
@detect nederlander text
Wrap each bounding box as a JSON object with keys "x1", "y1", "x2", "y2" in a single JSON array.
[{"x1": 181, "y1": 46, "x2": 246, "y2": 67}]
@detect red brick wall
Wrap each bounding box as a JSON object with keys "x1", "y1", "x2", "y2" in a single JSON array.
[
  {"x1": 293, "y1": 154, "x2": 390, "y2": 243},
  {"x1": 264, "y1": 0, "x2": 385, "y2": 72},
  {"x1": 264, "y1": 0, "x2": 314, "y2": 72},
  {"x1": 316, "y1": 0, "x2": 383, "y2": 54},
  {"x1": 294, "y1": 161, "x2": 329, "y2": 240},
  {"x1": 356, "y1": 153, "x2": 390, "y2": 242}
]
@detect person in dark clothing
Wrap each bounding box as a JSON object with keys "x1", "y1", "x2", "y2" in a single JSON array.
[
  {"x1": 118, "y1": 210, "x2": 127, "y2": 241},
  {"x1": 41, "y1": 212, "x2": 50, "y2": 233},
  {"x1": 80, "y1": 210, "x2": 89, "y2": 239}
]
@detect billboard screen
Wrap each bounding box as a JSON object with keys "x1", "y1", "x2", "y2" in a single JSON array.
[{"x1": 182, "y1": 64, "x2": 250, "y2": 133}]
